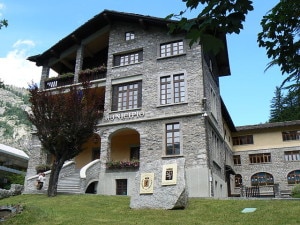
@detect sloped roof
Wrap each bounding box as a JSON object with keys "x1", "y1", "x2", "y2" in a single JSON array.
[
  {"x1": 27, "y1": 10, "x2": 230, "y2": 76},
  {"x1": 0, "y1": 143, "x2": 29, "y2": 160},
  {"x1": 236, "y1": 120, "x2": 300, "y2": 132}
]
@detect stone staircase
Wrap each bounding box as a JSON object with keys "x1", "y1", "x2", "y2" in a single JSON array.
[{"x1": 56, "y1": 172, "x2": 82, "y2": 194}]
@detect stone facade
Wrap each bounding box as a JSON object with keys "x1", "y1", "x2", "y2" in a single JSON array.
[
  {"x1": 25, "y1": 10, "x2": 234, "y2": 201},
  {"x1": 232, "y1": 121, "x2": 300, "y2": 196}
]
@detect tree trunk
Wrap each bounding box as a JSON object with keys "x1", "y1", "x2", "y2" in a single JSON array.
[{"x1": 47, "y1": 158, "x2": 65, "y2": 197}]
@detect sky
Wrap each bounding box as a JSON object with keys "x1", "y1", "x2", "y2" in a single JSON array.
[{"x1": 0, "y1": 0, "x2": 284, "y2": 126}]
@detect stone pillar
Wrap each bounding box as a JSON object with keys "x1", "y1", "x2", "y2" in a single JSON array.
[
  {"x1": 273, "y1": 183, "x2": 280, "y2": 198},
  {"x1": 74, "y1": 44, "x2": 84, "y2": 83},
  {"x1": 240, "y1": 185, "x2": 246, "y2": 198},
  {"x1": 40, "y1": 66, "x2": 50, "y2": 90}
]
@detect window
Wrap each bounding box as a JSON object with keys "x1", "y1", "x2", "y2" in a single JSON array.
[
  {"x1": 92, "y1": 148, "x2": 100, "y2": 160},
  {"x1": 116, "y1": 179, "x2": 127, "y2": 195},
  {"x1": 210, "y1": 87, "x2": 217, "y2": 117},
  {"x1": 284, "y1": 151, "x2": 300, "y2": 161},
  {"x1": 282, "y1": 130, "x2": 300, "y2": 141},
  {"x1": 251, "y1": 172, "x2": 274, "y2": 186},
  {"x1": 160, "y1": 74, "x2": 185, "y2": 105},
  {"x1": 130, "y1": 146, "x2": 140, "y2": 160},
  {"x1": 125, "y1": 31, "x2": 135, "y2": 41},
  {"x1": 166, "y1": 123, "x2": 180, "y2": 155},
  {"x1": 113, "y1": 50, "x2": 143, "y2": 66},
  {"x1": 160, "y1": 40, "x2": 184, "y2": 57},
  {"x1": 235, "y1": 174, "x2": 243, "y2": 187},
  {"x1": 287, "y1": 170, "x2": 300, "y2": 184},
  {"x1": 233, "y1": 155, "x2": 241, "y2": 165},
  {"x1": 112, "y1": 81, "x2": 142, "y2": 111},
  {"x1": 232, "y1": 135, "x2": 253, "y2": 145},
  {"x1": 249, "y1": 153, "x2": 271, "y2": 164}
]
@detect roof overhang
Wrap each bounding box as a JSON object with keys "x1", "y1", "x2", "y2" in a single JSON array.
[{"x1": 27, "y1": 10, "x2": 231, "y2": 77}]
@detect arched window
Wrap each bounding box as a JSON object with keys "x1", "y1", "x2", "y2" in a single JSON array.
[
  {"x1": 235, "y1": 174, "x2": 242, "y2": 187},
  {"x1": 287, "y1": 170, "x2": 300, "y2": 184},
  {"x1": 251, "y1": 172, "x2": 274, "y2": 186}
]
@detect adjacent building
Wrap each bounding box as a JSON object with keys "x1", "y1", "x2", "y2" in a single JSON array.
[
  {"x1": 0, "y1": 143, "x2": 29, "y2": 188},
  {"x1": 24, "y1": 10, "x2": 300, "y2": 198}
]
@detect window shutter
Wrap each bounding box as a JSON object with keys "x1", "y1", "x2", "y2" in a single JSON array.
[
  {"x1": 112, "y1": 85, "x2": 119, "y2": 111},
  {"x1": 137, "y1": 81, "x2": 142, "y2": 108},
  {"x1": 114, "y1": 55, "x2": 121, "y2": 66}
]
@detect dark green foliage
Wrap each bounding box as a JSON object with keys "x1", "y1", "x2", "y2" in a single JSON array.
[
  {"x1": 167, "y1": 0, "x2": 253, "y2": 53},
  {"x1": 0, "y1": 121, "x2": 14, "y2": 137},
  {"x1": 0, "y1": 172, "x2": 25, "y2": 189},
  {"x1": 258, "y1": 0, "x2": 300, "y2": 83},
  {"x1": 0, "y1": 19, "x2": 8, "y2": 29},
  {"x1": 291, "y1": 184, "x2": 300, "y2": 198}
]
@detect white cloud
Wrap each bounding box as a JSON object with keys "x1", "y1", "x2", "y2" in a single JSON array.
[
  {"x1": 0, "y1": 39, "x2": 41, "y2": 88},
  {"x1": 0, "y1": 3, "x2": 5, "y2": 17}
]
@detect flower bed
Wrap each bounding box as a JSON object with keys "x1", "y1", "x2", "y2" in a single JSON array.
[{"x1": 106, "y1": 160, "x2": 139, "y2": 169}]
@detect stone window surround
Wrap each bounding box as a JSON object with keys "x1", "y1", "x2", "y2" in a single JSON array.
[
  {"x1": 112, "y1": 48, "x2": 143, "y2": 67},
  {"x1": 162, "y1": 122, "x2": 183, "y2": 157},
  {"x1": 125, "y1": 31, "x2": 135, "y2": 41},
  {"x1": 156, "y1": 70, "x2": 187, "y2": 107},
  {"x1": 157, "y1": 39, "x2": 186, "y2": 60}
]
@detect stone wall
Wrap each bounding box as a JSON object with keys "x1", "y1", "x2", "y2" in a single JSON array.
[
  {"x1": 0, "y1": 184, "x2": 23, "y2": 200},
  {"x1": 233, "y1": 146, "x2": 300, "y2": 194}
]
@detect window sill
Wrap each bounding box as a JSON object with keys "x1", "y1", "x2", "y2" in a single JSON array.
[
  {"x1": 112, "y1": 61, "x2": 143, "y2": 69},
  {"x1": 249, "y1": 162, "x2": 272, "y2": 165},
  {"x1": 157, "y1": 102, "x2": 188, "y2": 108},
  {"x1": 162, "y1": 155, "x2": 184, "y2": 159},
  {"x1": 157, "y1": 53, "x2": 186, "y2": 60}
]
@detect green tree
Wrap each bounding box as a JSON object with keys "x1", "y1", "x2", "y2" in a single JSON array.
[
  {"x1": 167, "y1": 0, "x2": 253, "y2": 53},
  {"x1": 269, "y1": 87, "x2": 284, "y2": 122},
  {"x1": 28, "y1": 82, "x2": 104, "y2": 197},
  {"x1": 269, "y1": 85, "x2": 300, "y2": 122},
  {"x1": 169, "y1": 0, "x2": 299, "y2": 86},
  {"x1": 258, "y1": 0, "x2": 300, "y2": 86}
]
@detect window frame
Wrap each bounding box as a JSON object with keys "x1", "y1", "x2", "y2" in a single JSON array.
[
  {"x1": 235, "y1": 174, "x2": 243, "y2": 187},
  {"x1": 165, "y1": 122, "x2": 181, "y2": 156},
  {"x1": 251, "y1": 172, "x2": 274, "y2": 186},
  {"x1": 159, "y1": 73, "x2": 186, "y2": 106},
  {"x1": 249, "y1": 153, "x2": 271, "y2": 164},
  {"x1": 282, "y1": 130, "x2": 300, "y2": 141},
  {"x1": 159, "y1": 40, "x2": 184, "y2": 58},
  {"x1": 233, "y1": 155, "x2": 241, "y2": 165},
  {"x1": 111, "y1": 81, "x2": 142, "y2": 111},
  {"x1": 116, "y1": 179, "x2": 127, "y2": 195},
  {"x1": 113, "y1": 49, "x2": 143, "y2": 67},
  {"x1": 284, "y1": 150, "x2": 300, "y2": 161},
  {"x1": 125, "y1": 31, "x2": 135, "y2": 41},
  {"x1": 287, "y1": 170, "x2": 300, "y2": 184},
  {"x1": 232, "y1": 135, "x2": 254, "y2": 146}
]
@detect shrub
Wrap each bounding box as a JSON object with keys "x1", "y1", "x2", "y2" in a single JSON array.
[
  {"x1": 291, "y1": 184, "x2": 300, "y2": 198},
  {"x1": 35, "y1": 164, "x2": 51, "y2": 174}
]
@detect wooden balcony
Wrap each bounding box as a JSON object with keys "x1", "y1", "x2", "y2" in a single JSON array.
[{"x1": 44, "y1": 68, "x2": 107, "y2": 90}]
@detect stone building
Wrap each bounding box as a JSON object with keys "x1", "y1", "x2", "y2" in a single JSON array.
[
  {"x1": 24, "y1": 10, "x2": 300, "y2": 201},
  {"x1": 231, "y1": 121, "x2": 300, "y2": 196}
]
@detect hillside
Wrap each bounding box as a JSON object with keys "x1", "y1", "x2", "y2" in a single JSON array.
[{"x1": 0, "y1": 85, "x2": 32, "y2": 153}]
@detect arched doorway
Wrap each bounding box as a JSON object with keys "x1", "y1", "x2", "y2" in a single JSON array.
[
  {"x1": 85, "y1": 181, "x2": 98, "y2": 194},
  {"x1": 109, "y1": 128, "x2": 140, "y2": 164}
]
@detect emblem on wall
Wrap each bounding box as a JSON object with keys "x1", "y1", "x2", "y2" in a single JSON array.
[
  {"x1": 140, "y1": 173, "x2": 154, "y2": 194},
  {"x1": 162, "y1": 164, "x2": 177, "y2": 185}
]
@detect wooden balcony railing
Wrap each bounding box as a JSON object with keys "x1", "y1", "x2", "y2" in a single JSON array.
[{"x1": 44, "y1": 69, "x2": 107, "y2": 90}]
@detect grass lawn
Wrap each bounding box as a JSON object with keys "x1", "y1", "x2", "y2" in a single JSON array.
[{"x1": 1, "y1": 194, "x2": 300, "y2": 225}]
